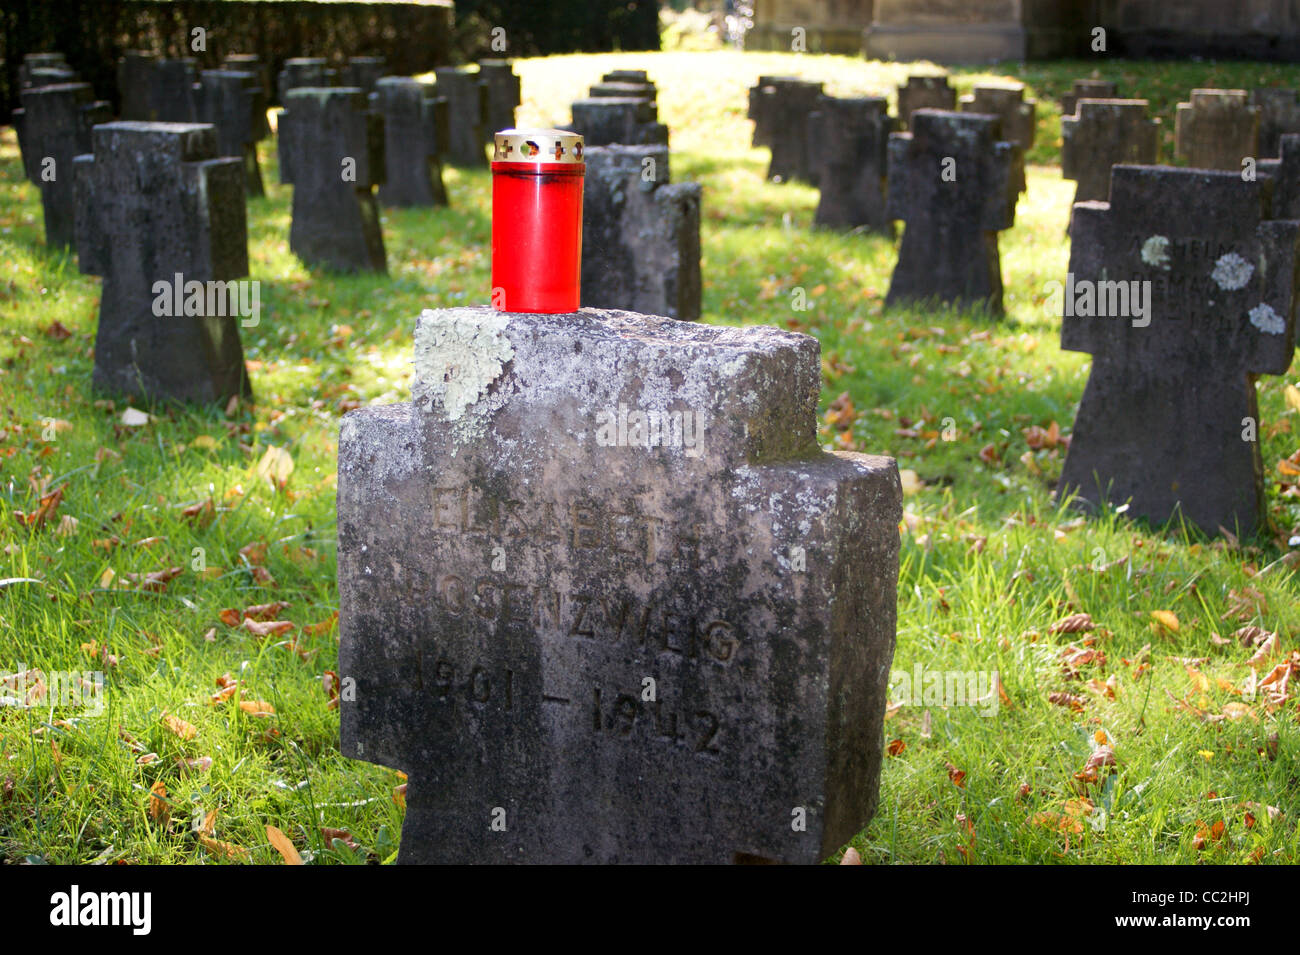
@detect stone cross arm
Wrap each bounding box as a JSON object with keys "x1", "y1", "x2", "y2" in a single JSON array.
[
  {"x1": 1062, "y1": 166, "x2": 1297, "y2": 374},
  {"x1": 284, "y1": 88, "x2": 385, "y2": 189},
  {"x1": 885, "y1": 111, "x2": 1022, "y2": 231},
  {"x1": 74, "y1": 122, "x2": 249, "y2": 282}
]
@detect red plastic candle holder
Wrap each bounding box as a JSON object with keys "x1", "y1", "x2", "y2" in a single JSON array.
[{"x1": 491, "y1": 128, "x2": 585, "y2": 314}]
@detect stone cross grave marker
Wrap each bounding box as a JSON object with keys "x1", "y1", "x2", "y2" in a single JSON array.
[
  {"x1": 338, "y1": 304, "x2": 902, "y2": 864},
  {"x1": 196, "y1": 69, "x2": 268, "y2": 197},
  {"x1": 747, "y1": 74, "x2": 796, "y2": 147},
  {"x1": 760, "y1": 78, "x2": 823, "y2": 184},
  {"x1": 1250, "y1": 88, "x2": 1300, "y2": 158},
  {"x1": 17, "y1": 83, "x2": 110, "y2": 248},
  {"x1": 114, "y1": 54, "x2": 199, "y2": 122},
  {"x1": 569, "y1": 97, "x2": 668, "y2": 147},
  {"x1": 222, "y1": 53, "x2": 271, "y2": 114},
  {"x1": 1060, "y1": 165, "x2": 1299, "y2": 537},
  {"x1": 808, "y1": 95, "x2": 895, "y2": 233},
  {"x1": 885, "y1": 110, "x2": 1023, "y2": 314},
  {"x1": 581, "y1": 144, "x2": 702, "y2": 321},
  {"x1": 150, "y1": 58, "x2": 199, "y2": 122},
  {"x1": 221, "y1": 55, "x2": 272, "y2": 141},
  {"x1": 371, "y1": 76, "x2": 450, "y2": 208},
  {"x1": 1062, "y1": 99, "x2": 1158, "y2": 205},
  {"x1": 1260, "y1": 133, "x2": 1300, "y2": 219},
  {"x1": 602, "y1": 69, "x2": 650, "y2": 84},
  {"x1": 896, "y1": 75, "x2": 954, "y2": 129},
  {"x1": 73, "y1": 122, "x2": 252, "y2": 403},
  {"x1": 277, "y1": 60, "x2": 337, "y2": 183},
  {"x1": 1061, "y1": 78, "x2": 1119, "y2": 117},
  {"x1": 590, "y1": 80, "x2": 655, "y2": 101},
  {"x1": 117, "y1": 52, "x2": 158, "y2": 121},
  {"x1": 14, "y1": 53, "x2": 80, "y2": 173},
  {"x1": 277, "y1": 58, "x2": 335, "y2": 99},
  {"x1": 434, "y1": 67, "x2": 489, "y2": 166},
  {"x1": 341, "y1": 57, "x2": 387, "y2": 97},
  {"x1": 960, "y1": 83, "x2": 1036, "y2": 151},
  {"x1": 1174, "y1": 89, "x2": 1259, "y2": 171},
  {"x1": 590, "y1": 69, "x2": 655, "y2": 104},
  {"x1": 283, "y1": 88, "x2": 386, "y2": 273},
  {"x1": 478, "y1": 60, "x2": 522, "y2": 134},
  {"x1": 19, "y1": 53, "x2": 76, "y2": 89}
]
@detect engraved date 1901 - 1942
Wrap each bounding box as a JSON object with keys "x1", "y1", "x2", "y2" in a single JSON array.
[{"x1": 420, "y1": 654, "x2": 722, "y2": 756}]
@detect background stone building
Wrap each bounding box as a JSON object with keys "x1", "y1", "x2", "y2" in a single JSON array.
[
  {"x1": 746, "y1": 0, "x2": 875, "y2": 54},
  {"x1": 748, "y1": 0, "x2": 1300, "y2": 62}
]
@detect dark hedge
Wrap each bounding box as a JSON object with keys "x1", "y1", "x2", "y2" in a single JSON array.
[{"x1": 3, "y1": 0, "x2": 662, "y2": 119}]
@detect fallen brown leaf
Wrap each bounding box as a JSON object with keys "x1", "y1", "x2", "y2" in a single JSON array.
[
  {"x1": 161, "y1": 712, "x2": 197, "y2": 741},
  {"x1": 243, "y1": 601, "x2": 290, "y2": 622},
  {"x1": 148, "y1": 780, "x2": 168, "y2": 822},
  {"x1": 199, "y1": 834, "x2": 249, "y2": 862},
  {"x1": 241, "y1": 618, "x2": 295, "y2": 639},
  {"x1": 1049, "y1": 612, "x2": 1095, "y2": 635},
  {"x1": 266, "y1": 825, "x2": 304, "y2": 865}
]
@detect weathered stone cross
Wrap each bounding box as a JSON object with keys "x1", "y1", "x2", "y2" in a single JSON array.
[{"x1": 1059, "y1": 165, "x2": 1299, "y2": 536}]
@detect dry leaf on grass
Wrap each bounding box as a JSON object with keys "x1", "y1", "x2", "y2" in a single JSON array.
[
  {"x1": 239, "y1": 541, "x2": 268, "y2": 565},
  {"x1": 253, "y1": 445, "x2": 294, "y2": 490},
  {"x1": 1150, "y1": 610, "x2": 1180, "y2": 634},
  {"x1": 199, "y1": 834, "x2": 249, "y2": 862},
  {"x1": 125, "y1": 566, "x2": 183, "y2": 593},
  {"x1": 303, "y1": 612, "x2": 339, "y2": 636},
  {"x1": 241, "y1": 618, "x2": 295, "y2": 639},
  {"x1": 266, "y1": 825, "x2": 304, "y2": 865},
  {"x1": 14, "y1": 487, "x2": 64, "y2": 530},
  {"x1": 1247, "y1": 632, "x2": 1280, "y2": 669},
  {"x1": 321, "y1": 827, "x2": 359, "y2": 851},
  {"x1": 946, "y1": 762, "x2": 967, "y2": 788},
  {"x1": 161, "y1": 712, "x2": 197, "y2": 741},
  {"x1": 1233, "y1": 625, "x2": 1272, "y2": 647},
  {"x1": 1048, "y1": 691, "x2": 1086, "y2": 711},
  {"x1": 148, "y1": 780, "x2": 168, "y2": 822},
  {"x1": 1049, "y1": 612, "x2": 1094, "y2": 635},
  {"x1": 243, "y1": 601, "x2": 291, "y2": 621}
]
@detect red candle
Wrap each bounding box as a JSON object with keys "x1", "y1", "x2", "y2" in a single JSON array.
[{"x1": 491, "y1": 128, "x2": 585, "y2": 313}]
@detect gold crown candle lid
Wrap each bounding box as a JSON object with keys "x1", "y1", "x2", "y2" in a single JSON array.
[{"x1": 493, "y1": 128, "x2": 585, "y2": 163}]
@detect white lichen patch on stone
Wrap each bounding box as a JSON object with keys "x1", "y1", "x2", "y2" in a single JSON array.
[
  {"x1": 412, "y1": 309, "x2": 514, "y2": 422},
  {"x1": 1210, "y1": 251, "x2": 1253, "y2": 290},
  {"x1": 1249, "y1": 303, "x2": 1286, "y2": 335},
  {"x1": 1141, "y1": 235, "x2": 1171, "y2": 270}
]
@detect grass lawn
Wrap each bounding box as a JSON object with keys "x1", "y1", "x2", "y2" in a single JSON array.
[{"x1": 2, "y1": 50, "x2": 1300, "y2": 864}]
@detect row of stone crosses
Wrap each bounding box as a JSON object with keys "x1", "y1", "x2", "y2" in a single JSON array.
[
  {"x1": 747, "y1": 72, "x2": 1300, "y2": 540},
  {"x1": 751, "y1": 73, "x2": 1300, "y2": 312},
  {"x1": 11, "y1": 52, "x2": 703, "y2": 361},
  {"x1": 12, "y1": 51, "x2": 1300, "y2": 540}
]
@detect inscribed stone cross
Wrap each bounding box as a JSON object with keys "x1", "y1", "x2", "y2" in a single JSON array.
[
  {"x1": 338, "y1": 305, "x2": 902, "y2": 864},
  {"x1": 884, "y1": 110, "x2": 1023, "y2": 313},
  {"x1": 73, "y1": 122, "x2": 252, "y2": 403},
  {"x1": 283, "y1": 88, "x2": 387, "y2": 273},
  {"x1": 1059, "y1": 166, "x2": 1299, "y2": 536}
]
